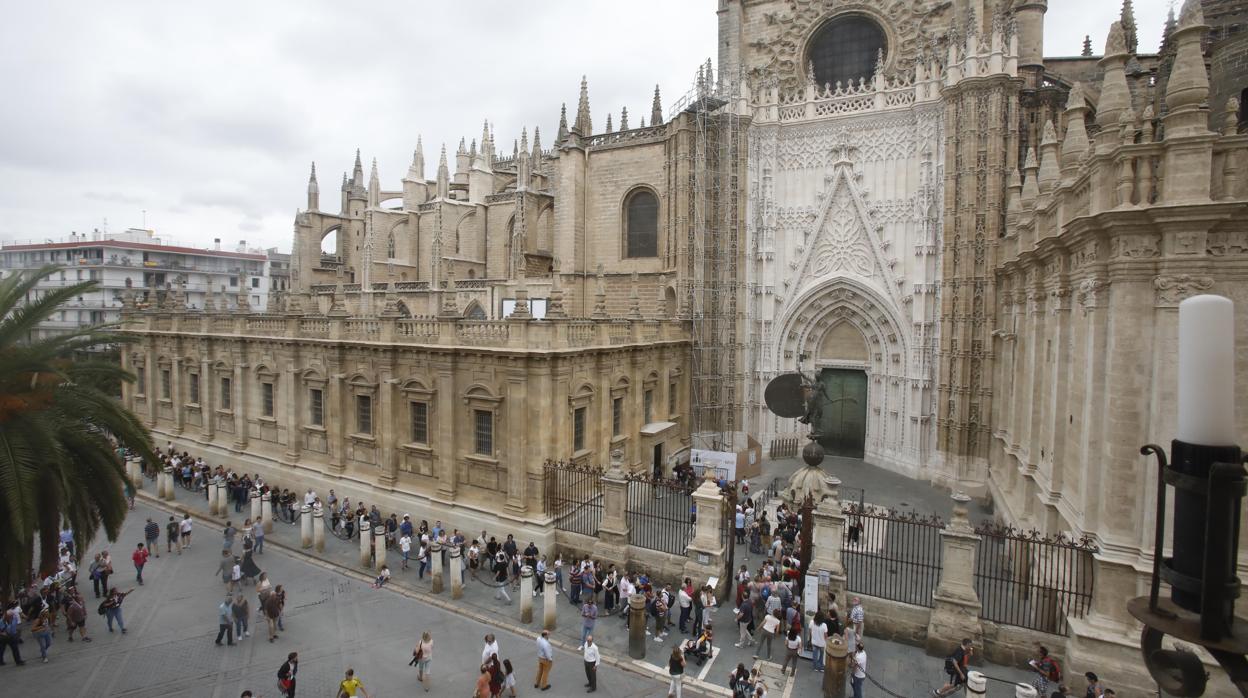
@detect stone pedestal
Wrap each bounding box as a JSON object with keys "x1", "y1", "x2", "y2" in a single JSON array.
[
  {"x1": 300, "y1": 505, "x2": 312, "y2": 548},
  {"x1": 209, "y1": 480, "x2": 220, "y2": 515},
  {"x1": 163, "y1": 466, "x2": 175, "y2": 500},
  {"x1": 155, "y1": 468, "x2": 165, "y2": 499},
  {"x1": 967, "y1": 672, "x2": 987, "y2": 695},
  {"x1": 449, "y1": 545, "x2": 463, "y2": 599},
  {"x1": 544, "y1": 571, "x2": 558, "y2": 630},
  {"x1": 216, "y1": 480, "x2": 229, "y2": 515},
  {"x1": 593, "y1": 453, "x2": 630, "y2": 564},
  {"x1": 250, "y1": 490, "x2": 261, "y2": 521},
  {"x1": 261, "y1": 493, "x2": 273, "y2": 534},
  {"x1": 429, "y1": 542, "x2": 443, "y2": 594},
  {"x1": 811, "y1": 476, "x2": 849, "y2": 612},
  {"x1": 1015, "y1": 684, "x2": 1038, "y2": 698},
  {"x1": 520, "y1": 566, "x2": 534, "y2": 623},
  {"x1": 313, "y1": 506, "x2": 325, "y2": 552},
  {"x1": 374, "y1": 524, "x2": 387, "y2": 571},
  {"x1": 823, "y1": 635, "x2": 847, "y2": 698},
  {"x1": 683, "y1": 473, "x2": 727, "y2": 588},
  {"x1": 925, "y1": 493, "x2": 984, "y2": 656},
  {"x1": 628, "y1": 593, "x2": 647, "y2": 660},
  {"x1": 126, "y1": 459, "x2": 140, "y2": 490},
  {"x1": 359, "y1": 520, "x2": 372, "y2": 568}
]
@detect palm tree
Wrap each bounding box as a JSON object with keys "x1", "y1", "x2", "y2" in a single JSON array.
[{"x1": 0, "y1": 265, "x2": 156, "y2": 593}]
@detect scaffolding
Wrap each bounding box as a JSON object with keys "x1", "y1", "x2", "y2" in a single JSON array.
[{"x1": 671, "y1": 61, "x2": 753, "y2": 453}]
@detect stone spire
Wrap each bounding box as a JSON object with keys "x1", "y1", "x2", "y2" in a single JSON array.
[
  {"x1": 605, "y1": 113, "x2": 613, "y2": 133},
  {"x1": 1060, "y1": 83, "x2": 1090, "y2": 173},
  {"x1": 436, "y1": 144, "x2": 450, "y2": 199},
  {"x1": 349, "y1": 148, "x2": 365, "y2": 197},
  {"x1": 651, "y1": 84, "x2": 663, "y2": 126},
  {"x1": 530, "y1": 127, "x2": 542, "y2": 171},
  {"x1": 408, "y1": 137, "x2": 425, "y2": 181},
  {"x1": 627, "y1": 271, "x2": 642, "y2": 320},
  {"x1": 591, "y1": 265, "x2": 609, "y2": 320},
  {"x1": 1081, "y1": 35, "x2": 1093, "y2": 56},
  {"x1": 1006, "y1": 167, "x2": 1023, "y2": 218},
  {"x1": 481, "y1": 119, "x2": 493, "y2": 169},
  {"x1": 574, "y1": 76, "x2": 591, "y2": 135},
  {"x1": 368, "y1": 158, "x2": 380, "y2": 208},
  {"x1": 1160, "y1": 5, "x2": 1178, "y2": 56},
  {"x1": 1037, "y1": 119, "x2": 1060, "y2": 193},
  {"x1": 307, "y1": 161, "x2": 319, "y2": 211},
  {"x1": 557, "y1": 103, "x2": 569, "y2": 142},
  {"x1": 1096, "y1": 21, "x2": 1132, "y2": 148},
  {"x1": 1021, "y1": 147, "x2": 1040, "y2": 206},
  {"x1": 469, "y1": 138, "x2": 477, "y2": 159},
  {"x1": 517, "y1": 127, "x2": 531, "y2": 190},
  {"x1": 546, "y1": 260, "x2": 566, "y2": 318},
  {"x1": 1120, "y1": 0, "x2": 1138, "y2": 54},
  {"x1": 439, "y1": 265, "x2": 459, "y2": 317},
  {"x1": 620, "y1": 106, "x2": 629, "y2": 131},
  {"x1": 1164, "y1": 0, "x2": 1211, "y2": 138}
]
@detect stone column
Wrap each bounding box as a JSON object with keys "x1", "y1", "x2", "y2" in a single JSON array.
[
  {"x1": 378, "y1": 376, "x2": 398, "y2": 487},
  {"x1": 374, "y1": 524, "x2": 387, "y2": 571},
  {"x1": 261, "y1": 492, "x2": 273, "y2": 533},
  {"x1": 217, "y1": 478, "x2": 229, "y2": 513},
  {"x1": 155, "y1": 466, "x2": 166, "y2": 499},
  {"x1": 359, "y1": 520, "x2": 372, "y2": 568},
  {"x1": 201, "y1": 359, "x2": 215, "y2": 440},
  {"x1": 284, "y1": 362, "x2": 301, "y2": 462},
  {"x1": 449, "y1": 545, "x2": 463, "y2": 599},
  {"x1": 171, "y1": 357, "x2": 184, "y2": 434},
  {"x1": 823, "y1": 634, "x2": 848, "y2": 698},
  {"x1": 811, "y1": 476, "x2": 848, "y2": 612},
  {"x1": 327, "y1": 371, "x2": 346, "y2": 474},
  {"x1": 429, "y1": 541, "x2": 443, "y2": 593},
  {"x1": 925, "y1": 493, "x2": 984, "y2": 655},
  {"x1": 232, "y1": 363, "x2": 249, "y2": 451},
  {"x1": 300, "y1": 505, "x2": 313, "y2": 548},
  {"x1": 433, "y1": 367, "x2": 457, "y2": 500},
  {"x1": 250, "y1": 490, "x2": 261, "y2": 521},
  {"x1": 520, "y1": 566, "x2": 534, "y2": 622},
  {"x1": 543, "y1": 570, "x2": 558, "y2": 630},
  {"x1": 593, "y1": 451, "x2": 630, "y2": 564},
  {"x1": 504, "y1": 371, "x2": 528, "y2": 514},
  {"x1": 682, "y1": 471, "x2": 726, "y2": 585},
  {"x1": 628, "y1": 593, "x2": 647, "y2": 659},
  {"x1": 313, "y1": 505, "x2": 325, "y2": 552}
]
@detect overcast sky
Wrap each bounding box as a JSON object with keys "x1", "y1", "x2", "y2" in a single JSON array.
[{"x1": 0, "y1": 0, "x2": 1172, "y2": 253}]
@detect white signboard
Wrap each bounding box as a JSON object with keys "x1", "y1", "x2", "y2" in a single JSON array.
[
  {"x1": 804, "y1": 572, "x2": 820, "y2": 615},
  {"x1": 690, "y1": 448, "x2": 736, "y2": 481}
]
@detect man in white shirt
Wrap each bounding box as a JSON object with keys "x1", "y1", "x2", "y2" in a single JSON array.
[
  {"x1": 304, "y1": 489, "x2": 317, "y2": 507},
  {"x1": 399, "y1": 534, "x2": 412, "y2": 570},
  {"x1": 617, "y1": 575, "x2": 635, "y2": 617},
  {"x1": 481, "y1": 633, "x2": 500, "y2": 665},
  {"x1": 850, "y1": 642, "x2": 867, "y2": 698},
  {"x1": 582, "y1": 635, "x2": 600, "y2": 692}
]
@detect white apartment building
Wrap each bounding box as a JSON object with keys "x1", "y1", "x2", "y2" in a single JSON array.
[{"x1": 0, "y1": 228, "x2": 271, "y2": 339}]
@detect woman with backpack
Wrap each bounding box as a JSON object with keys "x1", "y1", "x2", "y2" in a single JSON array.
[{"x1": 1029, "y1": 645, "x2": 1062, "y2": 696}]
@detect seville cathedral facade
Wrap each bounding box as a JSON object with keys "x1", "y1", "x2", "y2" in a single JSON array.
[{"x1": 124, "y1": 0, "x2": 1248, "y2": 688}]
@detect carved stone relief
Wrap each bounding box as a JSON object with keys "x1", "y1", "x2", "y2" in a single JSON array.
[{"x1": 1153, "y1": 275, "x2": 1214, "y2": 306}]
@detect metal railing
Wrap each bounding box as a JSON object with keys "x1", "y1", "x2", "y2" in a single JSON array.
[
  {"x1": 625, "y1": 475, "x2": 697, "y2": 555},
  {"x1": 842, "y1": 503, "x2": 944, "y2": 608},
  {"x1": 974, "y1": 523, "x2": 1096, "y2": 635},
  {"x1": 543, "y1": 460, "x2": 603, "y2": 538},
  {"x1": 769, "y1": 436, "x2": 799, "y2": 459}
]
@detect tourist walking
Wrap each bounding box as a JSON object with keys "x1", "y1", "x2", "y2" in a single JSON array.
[
  {"x1": 810, "y1": 612, "x2": 828, "y2": 672},
  {"x1": 179, "y1": 514, "x2": 193, "y2": 548},
  {"x1": 277, "y1": 652, "x2": 298, "y2": 698},
  {"x1": 0, "y1": 602, "x2": 24, "y2": 665},
  {"x1": 1028, "y1": 645, "x2": 1062, "y2": 696},
  {"x1": 735, "y1": 597, "x2": 755, "y2": 647},
  {"x1": 579, "y1": 598, "x2": 598, "y2": 649},
  {"x1": 253, "y1": 518, "x2": 265, "y2": 554},
  {"x1": 780, "y1": 627, "x2": 801, "y2": 677},
  {"x1": 535, "y1": 629, "x2": 554, "y2": 691},
  {"x1": 231, "y1": 594, "x2": 250, "y2": 638},
  {"x1": 64, "y1": 588, "x2": 91, "y2": 642},
  {"x1": 102, "y1": 587, "x2": 131, "y2": 633},
  {"x1": 223, "y1": 521, "x2": 237, "y2": 553},
  {"x1": 668, "y1": 646, "x2": 686, "y2": 698},
  {"x1": 166, "y1": 515, "x2": 180, "y2": 555},
  {"x1": 132, "y1": 543, "x2": 149, "y2": 585},
  {"x1": 481, "y1": 633, "x2": 500, "y2": 665},
  {"x1": 934, "y1": 638, "x2": 973, "y2": 697},
  {"x1": 849, "y1": 641, "x2": 867, "y2": 698},
  {"x1": 96, "y1": 551, "x2": 114, "y2": 598},
  {"x1": 31, "y1": 608, "x2": 52, "y2": 663},
  {"x1": 144, "y1": 517, "x2": 160, "y2": 557},
  {"x1": 754, "y1": 610, "x2": 780, "y2": 660},
  {"x1": 494, "y1": 555, "x2": 511, "y2": 604},
  {"x1": 337, "y1": 667, "x2": 371, "y2": 698},
  {"x1": 263, "y1": 586, "x2": 283, "y2": 642},
  {"x1": 215, "y1": 596, "x2": 234, "y2": 645},
  {"x1": 412, "y1": 631, "x2": 433, "y2": 692},
  {"x1": 583, "y1": 635, "x2": 600, "y2": 693}
]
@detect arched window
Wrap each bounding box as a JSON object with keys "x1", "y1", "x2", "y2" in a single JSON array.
[
  {"x1": 624, "y1": 189, "x2": 659, "y2": 258},
  {"x1": 808, "y1": 15, "x2": 886, "y2": 88}
]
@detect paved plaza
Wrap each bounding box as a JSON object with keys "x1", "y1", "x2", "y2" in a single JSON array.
[{"x1": 8, "y1": 455, "x2": 1039, "y2": 698}]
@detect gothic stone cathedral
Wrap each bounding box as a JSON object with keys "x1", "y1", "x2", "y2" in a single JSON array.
[{"x1": 125, "y1": 0, "x2": 1248, "y2": 689}]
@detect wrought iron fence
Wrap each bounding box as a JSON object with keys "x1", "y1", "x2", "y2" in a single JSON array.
[
  {"x1": 543, "y1": 460, "x2": 603, "y2": 538},
  {"x1": 769, "y1": 436, "x2": 799, "y2": 459},
  {"x1": 974, "y1": 524, "x2": 1096, "y2": 635},
  {"x1": 842, "y1": 503, "x2": 944, "y2": 608},
  {"x1": 626, "y1": 475, "x2": 697, "y2": 555}
]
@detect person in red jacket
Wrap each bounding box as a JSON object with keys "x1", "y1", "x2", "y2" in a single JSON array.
[{"x1": 132, "y1": 543, "x2": 150, "y2": 585}]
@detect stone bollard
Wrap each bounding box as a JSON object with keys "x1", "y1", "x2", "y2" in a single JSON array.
[
  {"x1": 544, "y1": 570, "x2": 558, "y2": 631},
  {"x1": 967, "y1": 672, "x2": 987, "y2": 696},
  {"x1": 429, "y1": 542, "x2": 444, "y2": 593},
  {"x1": 250, "y1": 490, "x2": 261, "y2": 521},
  {"x1": 374, "y1": 523, "x2": 387, "y2": 571},
  {"x1": 216, "y1": 479, "x2": 229, "y2": 514},
  {"x1": 628, "y1": 593, "x2": 647, "y2": 660},
  {"x1": 312, "y1": 505, "x2": 325, "y2": 552},
  {"x1": 519, "y1": 566, "x2": 534, "y2": 623},
  {"x1": 261, "y1": 492, "x2": 273, "y2": 533},
  {"x1": 154, "y1": 467, "x2": 165, "y2": 499},
  {"x1": 300, "y1": 505, "x2": 313, "y2": 548},
  {"x1": 128, "y1": 459, "x2": 142, "y2": 490},
  {"x1": 165, "y1": 466, "x2": 177, "y2": 500},
  {"x1": 359, "y1": 520, "x2": 372, "y2": 568},
  {"x1": 1015, "y1": 683, "x2": 1038, "y2": 698},
  {"x1": 159, "y1": 466, "x2": 170, "y2": 499},
  {"x1": 207, "y1": 479, "x2": 218, "y2": 515},
  {"x1": 449, "y1": 546, "x2": 463, "y2": 599},
  {"x1": 823, "y1": 634, "x2": 848, "y2": 698}
]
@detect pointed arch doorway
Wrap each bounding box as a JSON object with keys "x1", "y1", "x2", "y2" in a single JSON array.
[{"x1": 814, "y1": 368, "x2": 867, "y2": 459}]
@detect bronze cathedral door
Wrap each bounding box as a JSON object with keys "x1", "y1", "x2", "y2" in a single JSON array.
[{"x1": 815, "y1": 368, "x2": 867, "y2": 459}]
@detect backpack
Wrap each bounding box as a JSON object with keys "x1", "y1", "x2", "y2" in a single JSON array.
[{"x1": 1043, "y1": 657, "x2": 1061, "y2": 683}]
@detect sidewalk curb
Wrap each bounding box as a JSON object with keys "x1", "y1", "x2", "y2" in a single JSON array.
[{"x1": 135, "y1": 490, "x2": 732, "y2": 697}]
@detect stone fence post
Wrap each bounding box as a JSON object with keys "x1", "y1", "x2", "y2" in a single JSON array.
[
  {"x1": 162, "y1": 465, "x2": 175, "y2": 500},
  {"x1": 594, "y1": 450, "x2": 630, "y2": 564},
  {"x1": 359, "y1": 520, "x2": 372, "y2": 568},
  {"x1": 313, "y1": 505, "x2": 325, "y2": 552},
  {"x1": 216, "y1": 479, "x2": 229, "y2": 515},
  {"x1": 429, "y1": 541, "x2": 443, "y2": 593},
  {"x1": 208, "y1": 478, "x2": 220, "y2": 515},
  {"x1": 520, "y1": 566, "x2": 534, "y2": 623},
  {"x1": 261, "y1": 493, "x2": 273, "y2": 533},
  {"x1": 449, "y1": 545, "x2": 463, "y2": 599},
  {"x1": 925, "y1": 492, "x2": 983, "y2": 655},
  {"x1": 250, "y1": 490, "x2": 261, "y2": 521},
  {"x1": 543, "y1": 570, "x2": 558, "y2": 630},
  {"x1": 373, "y1": 524, "x2": 387, "y2": 571},
  {"x1": 811, "y1": 475, "x2": 848, "y2": 614},
  {"x1": 300, "y1": 505, "x2": 312, "y2": 548},
  {"x1": 683, "y1": 470, "x2": 727, "y2": 589}
]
